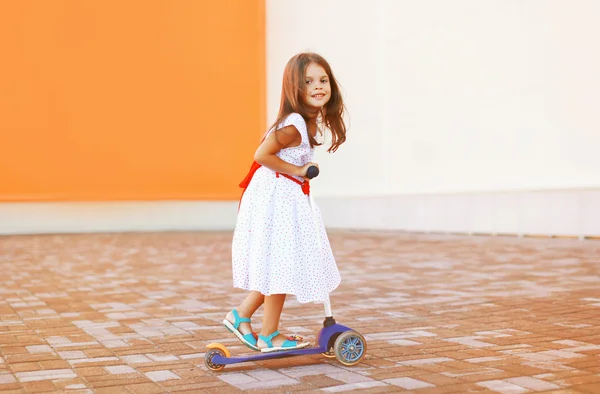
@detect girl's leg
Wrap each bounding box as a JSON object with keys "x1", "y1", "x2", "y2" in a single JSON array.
[
  {"x1": 237, "y1": 290, "x2": 265, "y2": 318},
  {"x1": 257, "y1": 293, "x2": 290, "y2": 348},
  {"x1": 225, "y1": 291, "x2": 264, "y2": 336}
]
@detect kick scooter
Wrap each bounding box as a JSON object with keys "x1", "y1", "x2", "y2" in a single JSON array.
[
  {"x1": 204, "y1": 166, "x2": 367, "y2": 371},
  {"x1": 205, "y1": 296, "x2": 367, "y2": 370}
]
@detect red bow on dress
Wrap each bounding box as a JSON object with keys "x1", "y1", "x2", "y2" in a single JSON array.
[{"x1": 238, "y1": 161, "x2": 310, "y2": 210}]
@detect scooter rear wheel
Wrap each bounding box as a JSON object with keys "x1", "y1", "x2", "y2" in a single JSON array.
[
  {"x1": 334, "y1": 330, "x2": 367, "y2": 366},
  {"x1": 205, "y1": 348, "x2": 226, "y2": 371}
]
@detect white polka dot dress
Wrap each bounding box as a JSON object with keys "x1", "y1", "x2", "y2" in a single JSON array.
[{"x1": 232, "y1": 113, "x2": 341, "y2": 304}]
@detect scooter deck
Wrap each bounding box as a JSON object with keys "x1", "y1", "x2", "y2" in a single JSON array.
[
  {"x1": 210, "y1": 324, "x2": 352, "y2": 365},
  {"x1": 211, "y1": 345, "x2": 327, "y2": 364}
]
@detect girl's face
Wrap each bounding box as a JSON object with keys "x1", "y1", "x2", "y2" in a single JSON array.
[{"x1": 303, "y1": 62, "x2": 331, "y2": 110}]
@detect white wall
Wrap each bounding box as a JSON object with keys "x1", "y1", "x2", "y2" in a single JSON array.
[
  {"x1": 267, "y1": 0, "x2": 600, "y2": 197},
  {"x1": 266, "y1": 0, "x2": 600, "y2": 236},
  {"x1": 0, "y1": 201, "x2": 238, "y2": 235},
  {"x1": 317, "y1": 189, "x2": 600, "y2": 237}
]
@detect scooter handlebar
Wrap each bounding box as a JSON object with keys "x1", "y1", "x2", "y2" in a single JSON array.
[{"x1": 306, "y1": 165, "x2": 319, "y2": 179}]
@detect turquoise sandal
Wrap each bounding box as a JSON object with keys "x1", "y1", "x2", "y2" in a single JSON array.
[
  {"x1": 258, "y1": 330, "x2": 310, "y2": 353},
  {"x1": 222, "y1": 309, "x2": 259, "y2": 351}
]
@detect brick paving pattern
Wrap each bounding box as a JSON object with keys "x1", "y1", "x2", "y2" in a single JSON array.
[{"x1": 0, "y1": 231, "x2": 599, "y2": 393}]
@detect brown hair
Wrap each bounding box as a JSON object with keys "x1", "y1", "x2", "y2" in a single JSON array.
[{"x1": 269, "y1": 53, "x2": 347, "y2": 153}]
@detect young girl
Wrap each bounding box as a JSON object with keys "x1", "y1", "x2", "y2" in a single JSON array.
[{"x1": 223, "y1": 52, "x2": 347, "y2": 353}]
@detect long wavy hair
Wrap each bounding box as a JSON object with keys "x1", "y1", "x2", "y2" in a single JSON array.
[{"x1": 269, "y1": 53, "x2": 347, "y2": 153}]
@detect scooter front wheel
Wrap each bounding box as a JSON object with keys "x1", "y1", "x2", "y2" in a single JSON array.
[
  {"x1": 334, "y1": 330, "x2": 367, "y2": 366},
  {"x1": 205, "y1": 348, "x2": 226, "y2": 371}
]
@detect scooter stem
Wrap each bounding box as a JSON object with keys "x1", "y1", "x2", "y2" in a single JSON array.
[{"x1": 323, "y1": 294, "x2": 336, "y2": 327}]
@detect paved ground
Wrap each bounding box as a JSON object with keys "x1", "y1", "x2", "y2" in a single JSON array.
[{"x1": 1, "y1": 231, "x2": 599, "y2": 393}]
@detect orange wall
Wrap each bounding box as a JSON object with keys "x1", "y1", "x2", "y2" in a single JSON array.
[{"x1": 0, "y1": 1, "x2": 265, "y2": 201}]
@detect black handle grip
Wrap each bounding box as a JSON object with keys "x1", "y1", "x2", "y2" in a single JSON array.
[{"x1": 306, "y1": 165, "x2": 320, "y2": 179}]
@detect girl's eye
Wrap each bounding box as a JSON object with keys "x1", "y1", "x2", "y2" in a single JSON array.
[
  {"x1": 305, "y1": 80, "x2": 312, "y2": 84},
  {"x1": 321, "y1": 79, "x2": 328, "y2": 83}
]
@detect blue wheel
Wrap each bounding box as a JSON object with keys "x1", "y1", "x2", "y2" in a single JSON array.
[{"x1": 334, "y1": 331, "x2": 367, "y2": 366}]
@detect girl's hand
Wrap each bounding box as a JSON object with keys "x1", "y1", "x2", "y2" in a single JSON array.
[{"x1": 298, "y1": 162, "x2": 319, "y2": 181}]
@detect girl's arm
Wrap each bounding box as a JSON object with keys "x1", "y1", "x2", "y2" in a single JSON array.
[{"x1": 254, "y1": 126, "x2": 315, "y2": 178}]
